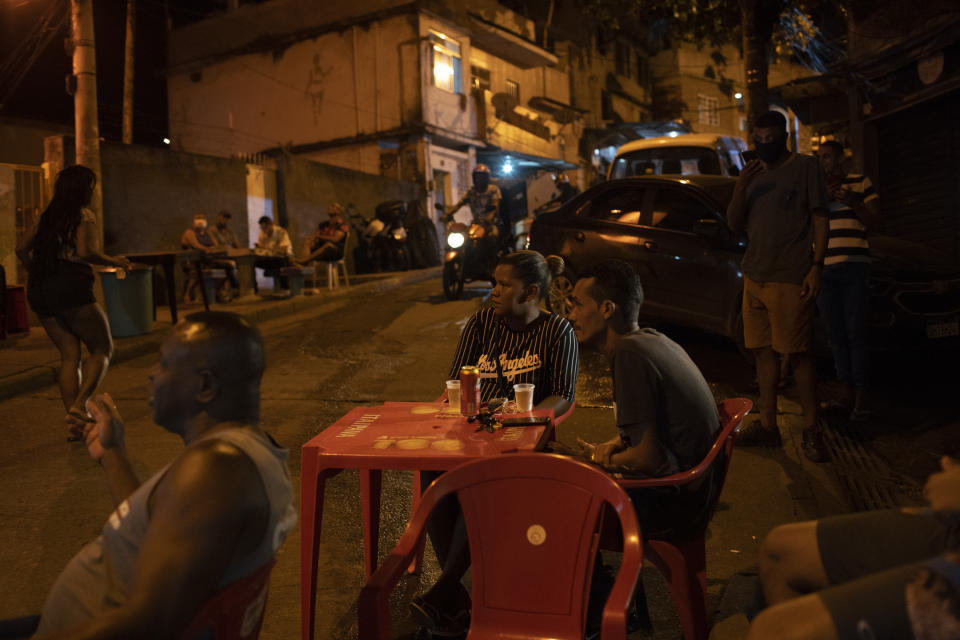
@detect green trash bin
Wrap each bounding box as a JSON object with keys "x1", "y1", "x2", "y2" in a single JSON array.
[{"x1": 99, "y1": 265, "x2": 154, "y2": 338}]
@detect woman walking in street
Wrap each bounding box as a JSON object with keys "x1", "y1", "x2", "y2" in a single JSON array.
[{"x1": 16, "y1": 165, "x2": 130, "y2": 438}]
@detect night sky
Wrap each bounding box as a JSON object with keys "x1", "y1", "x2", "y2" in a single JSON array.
[{"x1": 0, "y1": 0, "x2": 225, "y2": 146}]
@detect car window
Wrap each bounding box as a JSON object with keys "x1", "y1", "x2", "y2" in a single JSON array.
[
  {"x1": 650, "y1": 188, "x2": 715, "y2": 233},
  {"x1": 611, "y1": 146, "x2": 723, "y2": 177},
  {"x1": 579, "y1": 187, "x2": 647, "y2": 224}
]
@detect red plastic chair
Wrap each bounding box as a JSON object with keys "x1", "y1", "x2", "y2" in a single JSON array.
[
  {"x1": 408, "y1": 396, "x2": 575, "y2": 574},
  {"x1": 181, "y1": 558, "x2": 276, "y2": 640},
  {"x1": 359, "y1": 454, "x2": 643, "y2": 640},
  {"x1": 601, "y1": 397, "x2": 752, "y2": 640}
]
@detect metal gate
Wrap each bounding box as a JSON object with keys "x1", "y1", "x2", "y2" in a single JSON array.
[{"x1": 5, "y1": 164, "x2": 47, "y2": 284}]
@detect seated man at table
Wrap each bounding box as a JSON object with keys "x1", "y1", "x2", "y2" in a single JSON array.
[
  {"x1": 209, "y1": 209, "x2": 241, "y2": 249},
  {"x1": 181, "y1": 213, "x2": 239, "y2": 302},
  {"x1": 255, "y1": 216, "x2": 293, "y2": 257},
  {"x1": 569, "y1": 259, "x2": 721, "y2": 536},
  {"x1": 255, "y1": 215, "x2": 294, "y2": 291},
  {"x1": 11, "y1": 312, "x2": 297, "y2": 639},
  {"x1": 413, "y1": 250, "x2": 578, "y2": 633},
  {"x1": 298, "y1": 202, "x2": 350, "y2": 264}
]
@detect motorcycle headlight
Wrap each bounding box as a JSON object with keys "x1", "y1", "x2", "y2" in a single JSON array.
[{"x1": 447, "y1": 232, "x2": 465, "y2": 249}]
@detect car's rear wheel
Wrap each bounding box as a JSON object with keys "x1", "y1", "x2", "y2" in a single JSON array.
[{"x1": 548, "y1": 268, "x2": 576, "y2": 317}]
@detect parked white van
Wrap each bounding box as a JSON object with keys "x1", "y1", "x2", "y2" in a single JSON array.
[{"x1": 607, "y1": 133, "x2": 748, "y2": 179}]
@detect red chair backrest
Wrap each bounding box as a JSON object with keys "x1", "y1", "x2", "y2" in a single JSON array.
[
  {"x1": 180, "y1": 558, "x2": 276, "y2": 640},
  {"x1": 421, "y1": 454, "x2": 642, "y2": 640},
  {"x1": 615, "y1": 397, "x2": 752, "y2": 491}
]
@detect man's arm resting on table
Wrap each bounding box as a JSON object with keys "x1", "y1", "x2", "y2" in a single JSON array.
[{"x1": 38, "y1": 442, "x2": 270, "y2": 640}]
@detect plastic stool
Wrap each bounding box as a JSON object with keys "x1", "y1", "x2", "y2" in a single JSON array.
[
  {"x1": 322, "y1": 259, "x2": 349, "y2": 290},
  {"x1": 5, "y1": 286, "x2": 30, "y2": 334}
]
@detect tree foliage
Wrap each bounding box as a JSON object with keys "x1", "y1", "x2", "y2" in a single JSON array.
[{"x1": 575, "y1": 0, "x2": 842, "y2": 66}]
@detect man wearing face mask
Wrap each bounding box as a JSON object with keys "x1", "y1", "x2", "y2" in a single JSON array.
[{"x1": 727, "y1": 111, "x2": 830, "y2": 463}]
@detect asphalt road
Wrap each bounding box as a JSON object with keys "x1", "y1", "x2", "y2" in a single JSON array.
[{"x1": 0, "y1": 274, "x2": 954, "y2": 640}]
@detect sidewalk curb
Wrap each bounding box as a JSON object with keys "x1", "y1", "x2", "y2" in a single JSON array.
[{"x1": 0, "y1": 267, "x2": 441, "y2": 402}]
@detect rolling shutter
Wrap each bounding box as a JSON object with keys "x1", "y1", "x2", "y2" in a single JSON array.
[{"x1": 877, "y1": 89, "x2": 960, "y2": 258}]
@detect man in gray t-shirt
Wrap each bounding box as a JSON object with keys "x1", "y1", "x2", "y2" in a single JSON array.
[
  {"x1": 727, "y1": 111, "x2": 830, "y2": 463},
  {"x1": 569, "y1": 260, "x2": 720, "y2": 538}
]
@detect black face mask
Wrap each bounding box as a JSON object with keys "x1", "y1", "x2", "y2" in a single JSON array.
[{"x1": 755, "y1": 136, "x2": 787, "y2": 163}]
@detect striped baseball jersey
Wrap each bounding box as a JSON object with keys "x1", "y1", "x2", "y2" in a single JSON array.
[
  {"x1": 448, "y1": 307, "x2": 578, "y2": 405},
  {"x1": 825, "y1": 174, "x2": 878, "y2": 266}
]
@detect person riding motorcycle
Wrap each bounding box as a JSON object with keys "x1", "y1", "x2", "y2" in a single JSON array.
[
  {"x1": 440, "y1": 164, "x2": 502, "y2": 234},
  {"x1": 439, "y1": 164, "x2": 503, "y2": 273}
]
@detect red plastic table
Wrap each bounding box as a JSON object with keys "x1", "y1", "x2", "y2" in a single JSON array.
[{"x1": 300, "y1": 401, "x2": 554, "y2": 640}]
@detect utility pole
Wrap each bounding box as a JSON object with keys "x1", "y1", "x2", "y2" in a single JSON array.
[
  {"x1": 122, "y1": 0, "x2": 135, "y2": 144},
  {"x1": 70, "y1": 0, "x2": 103, "y2": 232}
]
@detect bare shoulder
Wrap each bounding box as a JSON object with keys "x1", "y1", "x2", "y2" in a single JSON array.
[
  {"x1": 156, "y1": 438, "x2": 266, "y2": 514},
  {"x1": 80, "y1": 208, "x2": 98, "y2": 225}
]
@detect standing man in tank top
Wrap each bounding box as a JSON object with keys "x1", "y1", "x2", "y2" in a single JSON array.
[{"x1": 20, "y1": 311, "x2": 296, "y2": 638}]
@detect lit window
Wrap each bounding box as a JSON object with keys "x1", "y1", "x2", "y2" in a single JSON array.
[
  {"x1": 698, "y1": 94, "x2": 719, "y2": 126},
  {"x1": 429, "y1": 31, "x2": 462, "y2": 93}
]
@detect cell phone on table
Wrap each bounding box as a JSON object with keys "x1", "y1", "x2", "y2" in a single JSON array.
[
  {"x1": 501, "y1": 416, "x2": 551, "y2": 427},
  {"x1": 741, "y1": 149, "x2": 758, "y2": 164}
]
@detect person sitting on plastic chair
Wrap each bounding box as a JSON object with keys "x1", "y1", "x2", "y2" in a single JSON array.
[
  {"x1": 297, "y1": 202, "x2": 350, "y2": 265},
  {"x1": 0, "y1": 312, "x2": 296, "y2": 639},
  {"x1": 568, "y1": 259, "x2": 722, "y2": 538}
]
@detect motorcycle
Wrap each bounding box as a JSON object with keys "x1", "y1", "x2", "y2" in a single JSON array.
[
  {"x1": 435, "y1": 203, "x2": 502, "y2": 300},
  {"x1": 513, "y1": 200, "x2": 562, "y2": 251}
]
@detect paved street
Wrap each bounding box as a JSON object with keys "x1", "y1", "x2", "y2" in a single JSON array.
[{"x1": 0, "y1": 274, "x2": 955, "y2": 639}]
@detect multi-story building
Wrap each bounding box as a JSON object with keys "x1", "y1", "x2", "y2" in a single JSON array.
[
  {"x1": 651, "y1": 43, "x2": 813, "y2": 149},
  {"x1": 166, "y1": 0, "x2": 582, "y2": 227}
]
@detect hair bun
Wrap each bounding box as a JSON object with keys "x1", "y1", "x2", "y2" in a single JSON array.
[{"x1": 546, "y1": 254, "x2": 565, "y2": 277}]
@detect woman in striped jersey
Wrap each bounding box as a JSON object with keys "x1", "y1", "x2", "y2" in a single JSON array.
[
  {"x1": 412, "y1": 250, "x2": 579, "y2": 634},
  {"x1": 447, "y1": 249, "x2": 578, "y2": 418}
]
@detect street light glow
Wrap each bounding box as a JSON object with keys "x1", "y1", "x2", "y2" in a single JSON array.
[
  {"x1": 734, "y1": 92, "x2": 743, "y2": 100},
  {"x1": 162, "y1": 137, "x2": 171, "y2": 145},
  {"x1": 502, "y1": 161, "x2": 513, "y2": 174}
]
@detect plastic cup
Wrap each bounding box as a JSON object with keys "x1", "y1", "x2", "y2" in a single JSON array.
[
  {"x1": 446, "y1": 380, "x2": 461, "y2": 410},
  {"x1": 514, "y1": 383, "x2": 534, "y2": 413}
]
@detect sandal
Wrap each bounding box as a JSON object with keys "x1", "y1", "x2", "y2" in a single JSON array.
[{"x1": 65, "y1": 409, "x2": 94, "y2": 442}]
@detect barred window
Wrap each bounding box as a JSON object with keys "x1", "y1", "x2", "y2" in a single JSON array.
[{"x1": 698, "y1": 94, "x2": 719, "y2": 126}]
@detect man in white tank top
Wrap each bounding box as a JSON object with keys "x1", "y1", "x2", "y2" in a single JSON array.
[{"x1": 26, "y1": 311, "x2": 296, "y2": 638}]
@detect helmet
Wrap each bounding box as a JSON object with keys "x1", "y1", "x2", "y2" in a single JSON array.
[{"x1": 472, "y1": 164, "x2": 491, "y2": 176}]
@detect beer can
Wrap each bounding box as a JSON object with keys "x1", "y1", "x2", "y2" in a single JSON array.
[{"x1": 459, "y1": 365, "x2": 481, "y2": 417}]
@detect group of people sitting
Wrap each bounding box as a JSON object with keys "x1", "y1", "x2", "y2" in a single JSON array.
[
  {"x1": 179, "y1": 202, "x2": 351, "y2": 301},
  {"x1": 416, "y1": 249, "x2": 960, "y2": 639},
  {"x1": 6, "y1": 232, "x2": 957, "y2": 638}
]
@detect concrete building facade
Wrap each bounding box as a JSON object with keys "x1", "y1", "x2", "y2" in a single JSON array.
[{"x1": 166, "y1": 0, "x2": 581, "y2": 229}]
